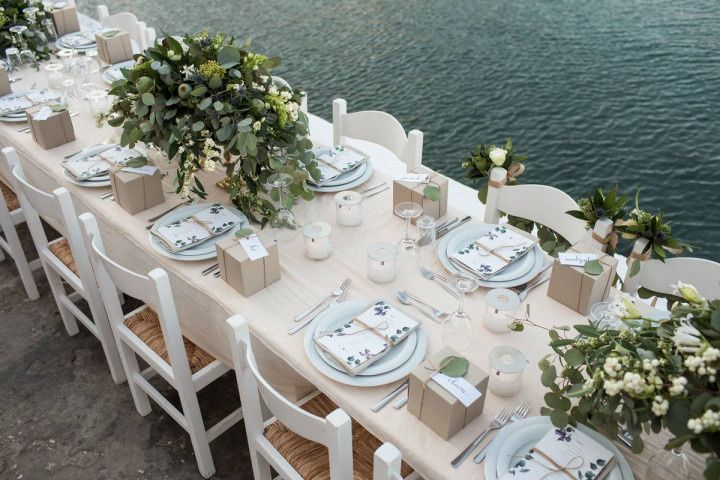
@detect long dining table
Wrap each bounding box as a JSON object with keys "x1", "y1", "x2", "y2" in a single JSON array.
[{"x1": 0, "y1": 24, "x2": 706, "y2": 480}]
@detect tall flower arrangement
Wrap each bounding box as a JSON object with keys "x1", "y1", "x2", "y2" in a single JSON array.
[
  {"x1": 103, "y1": 31, "x2": 318, "y2": 224},
  {"x1": 0, "y1": 0, "x2": 51, "y2": 61}
]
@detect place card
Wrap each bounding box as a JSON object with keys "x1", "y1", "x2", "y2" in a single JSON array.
[
  {"x1": 558, "y1": 252, "x2": 599, "y2": 266},
  {"x1": 431, "y1": 372, "x2": 482, "y2": 407},
  {"x1": 32, "y1": 105, "x2": 53, "y2": 121},
  {"x1": 238, "y1": 234, "x2": 269, "y2": 261},
  {"x1": 394, "y1": 173, "x2": 430, "y2": 183},
  {"x1": 121, "y1": 165, "x2": 158, "y2": 176}
]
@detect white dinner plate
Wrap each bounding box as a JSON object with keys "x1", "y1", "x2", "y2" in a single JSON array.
[
  {"x1": 0, "y1": 90, "x2": 60, "y2": 122},
  {"x1": 60, "y1": 144, "x2": 122, "y2": 188},
  {"x1": 304, "y1": 300, "x2": 427, "y2": 387},
  {"x1": 438, "y1": 224, "x2": 545, "y2": 288},
  {"x1": 485, "y1": 416, "x2": 633, "y2": 480},
  {"x1": 308, "y1": 147, "x2": 368, "y2": 187},
  {"x1": 312, "y1": 300, "x2": 419, "y2": 376},
  {"x1": 101, "y1": 60, "x2": 135, "y2": 85},
  {"x1": 148, "y1": 203, "x2": 249, "y2": 261},
  {"x1": 307, "y1": 161, "x2": 374, "y2": 193},
  {"x1": 57, "y1": 30, "x2": 102, "y2": 50}
]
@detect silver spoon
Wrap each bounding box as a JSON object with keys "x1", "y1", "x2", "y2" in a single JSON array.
[{"x1": 395, "y1": 291, "x2": 442, "y2": 324}]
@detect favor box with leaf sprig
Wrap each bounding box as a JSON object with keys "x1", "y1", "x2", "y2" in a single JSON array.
[
  {"x1": 216, "y1": 229, "x2": 281, "y2": 297},
  {"x1": 547, "y1": 247, "x2": 618, "y2": 315},
  {"x1": 95, "y1": 30, "x2": 133, "y2": 65},
  {"x1": 26, "y1": 104, "x2": 75, "y2": 149},
  {"x1": 407, "y1": 346, "x2": 488, "y2": 440},
  {"x1": 393, "y1": 166, "x2": 448, "y2": 224},
  {"x1": 110, "y1": 161, "x2": 165, "y2": 215},
  {"x1": 50, "y1": 1, "x2": 80, "y2": 36}
]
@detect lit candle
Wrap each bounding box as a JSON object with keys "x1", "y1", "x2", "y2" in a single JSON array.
[
  {"x1": 484, "y1": 288, "x2": 520, "y2": 334},
  {"x1": 367, "y1": 242, "x2": 398, "y2": 283},
  {"x1": 44, "y1": 62, "x2": 64, "y2": 91},
  {"x1": 488, "y1": 345, "x2": 527, "y2": 397},
  {"x1": 302, "y1": 222, "x2": 332, "y2": 260},
  {"x1": 334, "y1": 190, "x2": 363, "y2": 227}
]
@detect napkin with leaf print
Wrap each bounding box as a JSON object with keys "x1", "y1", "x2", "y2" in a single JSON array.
[
  {"x1": 312, "y1": 146, "x2": 367, "y2": 183},
  {"x1": 151, "y1": 203, "x2": 242, "y2": 253},
  {"x1": 450, "y1": 225, "x2": 537, "y2": 279}
]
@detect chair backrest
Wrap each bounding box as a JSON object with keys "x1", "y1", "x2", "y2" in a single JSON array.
[
  {"x1": 78, "y1": 212, "x2": 195, "y2": 381},
  {"x1": 622, "y1": 238, "x2": 720, "y2": 299},
  {"x1": 97, "y1": 5, "x2": 155, "y2": 50},
  {"x1": 226, "y1": 315, "x2": 353, "y2": 479},
  {"x1": 332, "y1": 98, "x2": 423, "y2": 170},
  {"x1": 484, "y1": 166, "x2": 589, "y2": 246}
]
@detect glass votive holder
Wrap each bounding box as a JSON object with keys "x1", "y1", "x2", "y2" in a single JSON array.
[
  {"x1": 488, "y1": 345, "x2": 527, "y2": 397},
  {"x1": 86, "y1": 88, "x2": 112, "y2": 116},
  {"x1": 44, "y1": 62, "x2": 64, "y2": 90},
  {"x1": 302, "y1": 221, "x2": 332, "y2": 260},
  {"x1": 334, "y1": 190, "x2": 362, "y2": 227},
  {"x1": 484, "y1": 288, "x2": 521, "y2": 334},
  {"x1": 367, "y1": 242, "x2": 398, "y2": 283},
  {"x1": 56, "y1": 48, "x2": 75, "y2": 73}
]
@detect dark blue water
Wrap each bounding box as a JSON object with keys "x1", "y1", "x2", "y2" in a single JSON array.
[{"x1": 81, "y1": 0, "x2": 720, "y2": 260}]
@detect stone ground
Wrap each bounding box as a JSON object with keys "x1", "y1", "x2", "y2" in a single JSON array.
[{"x1": 0, "y1": 222, "x2": 254, "y2": 479}]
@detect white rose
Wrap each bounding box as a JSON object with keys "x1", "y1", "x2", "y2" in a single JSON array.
[{"x1": 488, "y1": 148, "x2": 507, "y2": 166}]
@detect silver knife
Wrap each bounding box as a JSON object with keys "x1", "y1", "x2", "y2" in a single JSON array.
[
  {"x1": 437, "y1": 215, "x2": 471, "y2": 238},
  {"x1": 371, "y1": 380, "x2": 409, "y2": 412}
]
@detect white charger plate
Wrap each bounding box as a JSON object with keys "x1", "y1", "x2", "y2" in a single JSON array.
[
  {"x1": 438, "y1": 224, "x2": 545, "y2": 288},
  {"x1": 307, "y1": 161, "x2": 374, "y2": 193},
  {"x1": 101, "y1": 60, "x2": 135, "y2": 85},
  {"x1": 304, "y1": 300, "x2": 427, "y2": 387},
  {"x1": 485, "y1": 416, "x2": 633, "y2": 480},
  {"x1": 312, "y1": 300, "x2": 419, "y2": 377},
  {"x1": 148, "y1": 203, "x2": 249, "y2": 261},
  {"x1": 60, "y1": 144, "x2": 121, "y2": 188},
  {"x1": 57, "y1": 31, "x2": 100, "y2": 50}
]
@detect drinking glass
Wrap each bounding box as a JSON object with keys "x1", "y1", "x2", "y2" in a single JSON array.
[
  {"x1": 61, "y1": 78, "x2": 80, "y2": 107},
  {"x1": 442, "y1": 273, "x2": 479, "y2": 352},
  {"x1": 415, "y1": 215, "x2": 436, "y2": 267},
  {"x1": 41, "y1": 17, "x2": 58, "y2": 44},
  {"x1": 488, "y1": 345, "x2": 527, "y2": 397},
  {"x1": 645, "y1": 448, "x2": 691, "y2": 480},
  {"x1": 85, "y1": 48, "x2": 102, "y2": 73},
  {"x1": 5, "y1": 48, "x2": 21, "y2": 73},
  {"x1": 266, "y1": 173, "x2": 297, "y2": 242},
  {"x1": 8, "y1": 26, "x2": 29, "y2": 50},
  {"x1": 394, "y1": 201, "x2": 422, "y2": 273},
  {"x1": 56, "y1": 48, "x2": 75, "y2": 73},
  {"x1": 70, "y1": 56, "x2": 93, "y2": 87}
]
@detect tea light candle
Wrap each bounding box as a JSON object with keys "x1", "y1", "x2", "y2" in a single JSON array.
[
  {"x1": 44, "y1": 62, "x2": 64, "y2": 90},
  {"x1": 302, "y1": 222, "x2": 332, "y2": 260},
  {"x1": 367, "y1": 242, "x2": 398, "y2": 283},
  {"x1": 488, "y1": 345, "x2": 527, "y2": 397},
  {"x1": 334, "y1": 190, "x2": 362, "y2": 227},
  {"x1": 484, "y1": 288, "x2": 520, "y2": 334}
]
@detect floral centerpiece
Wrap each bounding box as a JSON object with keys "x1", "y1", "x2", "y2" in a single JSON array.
[
  {"x1": 538, "y1": 284, "x2": 720, "y2": 479},
  {"x1": 566, "y1": 186, "x2": 629, "y2": 255},
  {"x1": 0, "y1": 0, "x2": 52, "y2": 61},
  {"x1": 102, "y1": 31, "x2": 318, "y2": 224}
]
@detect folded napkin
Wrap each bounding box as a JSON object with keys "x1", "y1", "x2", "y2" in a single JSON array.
[
  {"x1": 62, "y1": 146, "x2": 144, "y2": 180},
  {"x1": 312, "y1": 146, "x2": 367, "y2": 183},
  {"x1": 450, "y1": 225, "x2": 537, "y2": 280},
  {"x1": 0, "y1": 90, "x2": 62, "y2": 116},
  {"x1": 25, "y1": 90, "x2": 62, "y2": 104},
  {"x1": 99, "y1": 146, "x2": 143, "y2": 165},
  {"x1": 151, "y1": 203, "x2": 241, "y2": 253},
  {"x1": 314, "y1": 300, "x2": 418, "y2": 376},
  {"x1": 500, "y1": 425, "x2": 616, "y2": 480}
]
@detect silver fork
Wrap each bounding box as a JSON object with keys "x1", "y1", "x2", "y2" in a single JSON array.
[
  {"x1": 288, "y1": 291, "x2": 349, "y2": 335},
  {"x1": 451, "y1": 405, "x2": 513, "y2": 468},
  {"x1": 400, "y1": 290, "x2": 448, "y2": 320},
  {"x1": 294, "y1": 278, "x2": 351, "y2": 321},
  {"x1": 473, "y1": 402, "x2": 531, "y2": 463},
  {"x1": 419, "y1": 266, "x2": 460, "y2": 299}
]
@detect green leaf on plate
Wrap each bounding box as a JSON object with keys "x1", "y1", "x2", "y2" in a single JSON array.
[
  {"x1": 438, "y1": 356, "x2": 469, "y2": 378},
  {"x1": 584, "y1": 259, "x2": 603, "y2": 276}
]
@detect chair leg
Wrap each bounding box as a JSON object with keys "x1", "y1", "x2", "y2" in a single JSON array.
[
  {"x1": 179, "y1": 391, "x2": 215, "y2": 478},
  {"x1": 43, "y1": 262, "x2": 79, "y2": 335},
  {"x1": 249, "y1": 443, "x2": 273, "y2": 480},
  {"x1": 119, "y1": 341, "x2": 151, "y2": 415},
  {"x1": 5, "y1": 224, "x2": 39, "y2": 300}
]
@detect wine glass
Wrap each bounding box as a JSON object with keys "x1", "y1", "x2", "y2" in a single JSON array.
[
  {"x1": 442, "y1": 273, "x2": 479, "y2": 352},
  {"x1": 8, "y1": 26, "x2": 35, "y2": 67},
  {"x1": 645, "y1": 447, "x2": 691, "y2": 480},
  {"x1": 394, "y1": 201, "x2": 422, "y2": 273},
  {"x1": 266, "y1": 172, "x2": 297, "y2": 242}
]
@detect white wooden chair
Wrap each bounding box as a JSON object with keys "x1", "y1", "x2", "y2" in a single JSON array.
[
  {"x1": 332, "y1": 98, "x2": 423, "y2": 170},
  {"x1": 4, "y1": 148, "x2": 124, "y2": 383},
  {"x1": 79, "y1": 213, "x2": 243, "y2": 479},
  {"x1": 226, "y1": 315, "x2": 417, "y2": 480},
  {"x1": 622, "y1": 238, "x2": 720, "y2": 299},
  {"x1": 484, "y1": 166, "x2": 613, "y2": 251},
  {"x1": 0, "y1": 148, "x2": 39, "y2": 300},
  {"x1": 97, "y1": 5, "x2": 156, "y2": 50}
]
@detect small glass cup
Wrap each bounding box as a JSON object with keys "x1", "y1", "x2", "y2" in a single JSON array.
[
  {"x1": 70, "y1": 56, "x2": 93, "y2": 87},
  {"x1": 44, "y1": 62, "x2": 64, "y2": 90},
  {"x1": 394, "y1": 201, "x2": 422, "y2": 273},
  {"x1": 302, "y1": 222, "x2": 332, "y2": 260},
  {"x1": 5, "y1": 48, "x2": 21, "y2": 72},
  {"x1": 484, "y1": 288, "x2": 521, "y2": 334},
  {"x1": 488, "y1": 345, "x2": 527, "y2": 397},
  {"x1": 416, "y1": 215, "x2": 436, "y2": 267},
  {"x1": 86, "y1": 88, "x2": 112, "y2": 116},
  {"x1": 334, "y1": 190, "x2": 362, "y2": 227},
  {"x1": 442, "y1": 273, "x2": 479, "y2": 352},
  {"x1": 61, "y1": 78, "x2": 80, "y2": 107},
  {"x1": 41, "y1": 17, "x2": 58, "y2": 43},
  {"x1": 56, "y1": 48, "x2": 75, "y2": 73},
  {"x1": 367, "y1": 242, "x2": 398, "y2": 283},
  {"x1": 85, "y1": 48, "x2": 102, "y2": 73},
  {"x1": 266, "y1": 172, "x2": 297, "y2": 242}
]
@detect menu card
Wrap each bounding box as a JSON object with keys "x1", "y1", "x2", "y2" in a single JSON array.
[
  {"x1": 500, "y1": 426, "x2": 616, "y2": 480},
  {"x1": 450, "y1": 226, "x2": 537, "y2": 279},
  {"x1": 151, "y1": 204, "x2": 242, "y2": 252},
  {"x1": 0, "y1": 90, "x2": 61, "y2": 115},
  {"x1": 314, "y1": 300, "x2": 418, "y2": 376},
  {"x1": 62, "y1": 146, "x2": 144, "y2": 180},
  {"x1": 312, "y1": 146, "x2": 367, "y2": 183}
]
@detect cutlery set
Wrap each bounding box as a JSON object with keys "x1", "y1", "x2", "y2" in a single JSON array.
[{"x1": 287, "y1": 278, "x2": 353, "y2": 334}]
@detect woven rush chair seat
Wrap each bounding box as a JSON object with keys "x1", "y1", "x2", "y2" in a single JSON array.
[
  {"x1": 124, "y1": 308, "x2": 215, "y2": 374},
  {"x1": 264, "y1": 393, "x2": 413, "y2": 480},
  {"x1": 48, "y1": 238, "x2": 78, "y2": 275},
  {"x1": 1, "y1": 180, "x2": 20, "y2": 212}
]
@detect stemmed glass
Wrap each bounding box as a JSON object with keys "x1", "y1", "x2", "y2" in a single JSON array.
[
  {"x1": 394, "y1": 201, "x2": 422, "y2": 273},
  {"x1": 442, "y1": 273, "x2": 479, "y2": 352},
  {"x1": 266, "y1": 173, "x2": 297, "y2": 242},
  {"x1": 8, "y1": 26, "x2": 35, "y2": 66},
  {"x1": 5, "y1": 48, "x2": 21, "y2": 73}
]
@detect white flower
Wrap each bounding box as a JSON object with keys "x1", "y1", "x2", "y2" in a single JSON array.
[
  {"x1": 702, "y1": 347, "x2": 720, "y2": 363},
  {"x1": 685, "y1": 355, "x2": 703, "y2": 372},
  {"x1": 652, "y1": 396, "x2": 669, "y2": 416},
  {"x1": 488, "y1": 147, "x2": 507, "y2": 166},
  {"x1": 669, "y1": 377, "x2": 687, "y2": 396},
  {"x1": 603, "y1": 357, "x2": 622, "y2": 378},
  {"x1": 253, "y1": 121, "x2": 262, "y2": 132},
  {"x1": 688, "y1": 418, "x2": 704, "y2": 434},
  {"x1": 604, "y1": 379, "x2": 623, "y2": 396},
  {"x1": 268, "y1": 85, "x2": 278, "y2": 95},
  {"x1": 673, "y1": 281, "x2": 703, "y2": 304},
  {"x1": 674, "y1": 319, "x2": 702, "y2": 354},
  {"x1": 280, "y1": 91, "x2": 292, "y2": 101}
]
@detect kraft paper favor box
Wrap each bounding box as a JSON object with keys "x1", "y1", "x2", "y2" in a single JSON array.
[
  {"x1": 547, "y1": 247, "x2": 619, "y2": 315},
  {"x1": 110, "y1": 167, "x2": 165, "y2": 215},
  {"x1": 95, "y1": 30, "x2": 134, "y2": 65},
  {"x1": 0, "y1": 69, "x2": 11, "y2": 96},
  {"x1": 393, "y1": 165, "x2": 448, "y2": 224},
  {"x1": 51, "y1": 3, "x2": 80, "y2": 36},
  {"x1": 26, "y1": 106, "x2": 75, "y2": 149},
  {"x1": 407, "y1": 346, "x2": 489, "y2": 440},
  {"x1": 216, "y1": 232, "x2": 281, "y2": 297}
]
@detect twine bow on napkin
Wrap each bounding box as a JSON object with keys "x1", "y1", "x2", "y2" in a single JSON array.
[{"x1": 511, "y1": 450, "x2": 584, "y2": 480}]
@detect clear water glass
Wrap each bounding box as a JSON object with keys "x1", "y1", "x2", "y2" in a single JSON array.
[
  {"x1": 415, "y1": 215, "x2": 436, "y2": 267},
  {"x1": 266, "y1": 172, "x2": 297, "y2": 242},
  {"x1": 70, "y1": 56, "x2": 93, "y2": 87},
  {"x1": 42, "y1": 18, "x2": 58, "y2": 43},
  {"x1": 85, "y1": 49, "x2": 102, "y2": 73},
  {"x1": 56, "y1": 48, "x2": 75, "y2": 73},
  {"x1": 9, "y1": 26, "x2": 29, "y2": 50},
  {"x1": 394, "y1": 201, "x2": 422, "y2": 273},
  {"x1": 61, "y1": 78, "x2": 80, "y2": 107},
  {"x1": 442, "y1": 273, "x2": 479, "y2": 352},
  {"x1": 5, "y1": 48, "x2": 21, "y2": 72}
]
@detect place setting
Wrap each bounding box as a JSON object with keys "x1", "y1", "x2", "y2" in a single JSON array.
[
  {"x1": 100, "y1": 59, "x2": 135, "y2": 85},
  {"x1": 0, "y1": 88, "x2": 62, "y2": 122},
  {"x1": 306, "y1": 145, "x2": 376, "y2": 193},
  {"x1": 61, "y1": 144, "x2": 142, "y2": 188}
]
